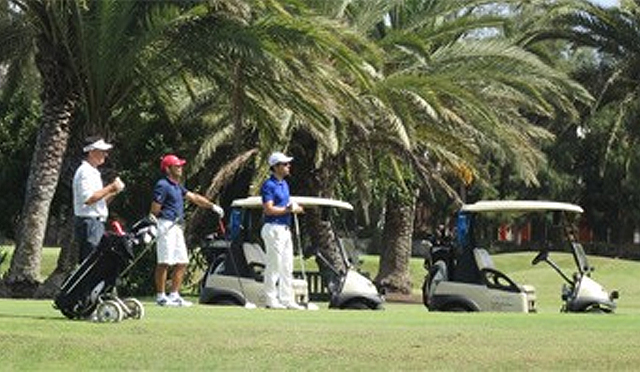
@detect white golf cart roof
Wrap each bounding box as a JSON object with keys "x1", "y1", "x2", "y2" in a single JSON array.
[
  {"x1": 461, "y1": 200, "x2": 583, "y2": 214},
  {"x1": 231, "y1": 196, "x2": 354, "y2": 211}
]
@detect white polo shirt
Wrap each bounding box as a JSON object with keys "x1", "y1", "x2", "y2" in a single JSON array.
[{"x1": 73, "y1": 160, "x2": 108, "y2": 219}]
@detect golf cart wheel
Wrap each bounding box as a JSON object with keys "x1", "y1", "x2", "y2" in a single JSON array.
[
  {"x1": 214, "y1": 297, "x2": 243, "y2": 306},
  {"x1": 585, "y1": 305, "x2": 608, "y2": 314},
  {"x1": 96, "y1": 300, "x2": 124, "y2": 323},
  {"x1": 421, "y1": 278, "x2": 429, "y2": 308},
  {"x1": 341, "y1": 299, "x2": 370, "y2": 310},
  {"x1": 444, "y1": 303, "x2": 473, "y2": 312},
  {"x1": 122, "y1": 298, "x2": 145, "y2": 319}
]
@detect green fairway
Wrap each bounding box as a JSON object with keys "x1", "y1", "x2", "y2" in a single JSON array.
[
  {"x1": 0, "y1": 247, "x2": 640, "y2": 369},
  {"x1": 2, "y1": 300, "x2": 640, "y2": 370}
]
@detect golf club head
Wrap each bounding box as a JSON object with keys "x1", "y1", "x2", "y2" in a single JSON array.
[{"x1": 244, "y1": 301, "x2": 257, "y2": 309}]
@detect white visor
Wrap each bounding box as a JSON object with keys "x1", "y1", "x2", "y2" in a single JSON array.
[{"x1": 83, "y1": 139, "x2": 113, "y2": 152}]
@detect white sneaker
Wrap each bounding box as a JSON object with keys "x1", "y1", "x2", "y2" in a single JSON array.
[
  {"x1": 156, "y1": 296, "x2": 170, "y2": 306},
  {"x1": 167, "y1": 295, "x2": 193, "y2": 307}
]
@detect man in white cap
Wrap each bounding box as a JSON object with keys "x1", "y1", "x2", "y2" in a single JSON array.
[
  {"x1": 151, "y1": 154, "x2": 224, "y2": 307},
  {"x1": 260, "y1": 151, "x2": 304, "y2": 309},
  {"x1": 73, "y1": 136, "x2": 125, "y2": 263}
]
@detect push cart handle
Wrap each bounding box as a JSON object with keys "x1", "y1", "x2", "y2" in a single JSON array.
[
  {"x1": 218, "y1": 219, "x2": 226, "y2": 236},
  {"x1": 111, "y1": 220, "x2": 125, "y2": 236}
]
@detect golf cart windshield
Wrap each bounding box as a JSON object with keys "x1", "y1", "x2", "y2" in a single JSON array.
[{"x1": 572, "y1": 242, "x2": 592, "y2": 274}]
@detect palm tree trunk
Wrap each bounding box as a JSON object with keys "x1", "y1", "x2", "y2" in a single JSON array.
[
  {"x1": 374, "y1": 192, "x2": 415, "y2": 295},
  {"x1": 296, "y1": 146, "x2": 349, "y2": 276},
  {"x1": 34, "y1": 205, "x2": 76, "y2": 298},
  {"x1": 35, "y1": 146, "x2": 81, "y2": 298},
  {"x1": 4, "y1": 98, "x2": 75, "y2": 297},
  {"x1": 2, "y1": 33, "x2": 77, "y2": 297},
  {"x1": 306, "y1": 209, "x2": 347, "y2": 275}
]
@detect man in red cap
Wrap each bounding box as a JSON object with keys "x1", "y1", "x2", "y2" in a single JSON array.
[{"x1": 150, "y1": 154, "x2": 224, "y2": 307}]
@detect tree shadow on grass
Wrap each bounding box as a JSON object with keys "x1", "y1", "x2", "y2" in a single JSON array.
[{"x1": 0, "y1": 312, "x2": 72, "y2": 321}]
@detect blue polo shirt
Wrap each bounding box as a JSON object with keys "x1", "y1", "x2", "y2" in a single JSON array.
[
  {"x1": 261, "y1": 175, "x2": 291, "y2": 225},
  {"x1": 153, "y1": 176, "x2": 188, "y2": 222}
]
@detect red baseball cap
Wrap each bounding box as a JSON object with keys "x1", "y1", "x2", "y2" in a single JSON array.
[{"x1": 160, "y1": 154, "x2": 186, "y2": 172}]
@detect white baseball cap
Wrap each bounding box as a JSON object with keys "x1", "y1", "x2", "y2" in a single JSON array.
[
  {"x1": 268, "y1": 152, "x2": 293, "y2": 166},
  {"x1": 83, "y1": 139, "x2": 113, "y2": 152}
]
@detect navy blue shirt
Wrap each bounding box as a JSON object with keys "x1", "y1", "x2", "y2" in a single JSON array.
[
  {"x1": 261, "y1": 175, "x2": 291, "y2": 225},
  {"x1": 153, "y1": 176, "x2": 188, "y2": 222}
]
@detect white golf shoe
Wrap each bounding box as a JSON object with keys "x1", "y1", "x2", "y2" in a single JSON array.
[{"x1": 167, "y1": 295, "x2": 192, "y2": 307}]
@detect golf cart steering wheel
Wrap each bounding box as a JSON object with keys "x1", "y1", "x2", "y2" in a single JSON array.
[
  {"x1": 531, "y1": 250, "x2": 548, "y2": 266},
  {"x1": 480, "y1": 268, "x2": 520, "y2": 293},
  {"x1": 248, "y1": 263, "x2": 265, "y2": 281}
]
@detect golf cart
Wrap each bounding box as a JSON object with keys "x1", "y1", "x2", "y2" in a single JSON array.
[
  {"x1": 199, "y1": 196, "x2": 384, "y2": 310},
  {"x1": 423, "y1": 200, "x2": 618, "y2": 313},
  {"x1": 531, "y1": 231, "x2": 619, "y2": 313}
]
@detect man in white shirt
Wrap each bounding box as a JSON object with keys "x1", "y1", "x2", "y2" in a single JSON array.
[{"x1": 72, "y1": 136, "x2": 125, "y2": 263}]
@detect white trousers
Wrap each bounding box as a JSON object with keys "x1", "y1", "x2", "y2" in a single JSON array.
[{"x1": 261, "y1": 223, "x2": 294, "y2": 306}]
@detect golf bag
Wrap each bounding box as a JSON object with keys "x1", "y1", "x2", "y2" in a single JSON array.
[{"x1": 53, "y1": 217, "x2": 157, "y2": 320}]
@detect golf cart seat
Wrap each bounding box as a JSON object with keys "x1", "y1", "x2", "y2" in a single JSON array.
[
  {"x1": 426, "y1": 260, "x2": 449, "y2": 300},
  {"x1": 474, "y1": 248, "x2": 495, "y2": 270},
  {"x1": 243, "y1": 243, "x2": 266, "y2": 266},
  {"x1": 473, "y1": 248, "x2": 521, "y2": 293},
  {"x1": 242, "y1": 243, "x2": 266, "y2": 280}
]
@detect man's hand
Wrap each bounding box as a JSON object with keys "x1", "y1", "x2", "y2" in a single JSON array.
[
  {"x1": 288, "y1": 201, "x2": 303, "y2": 214},
  {"x1": 113, "y1": 177, "x2": 125, "y2": 193},
  {"x1": 212, "y1": 204, "x2": 224, "y2": 218},
  {"x1": 147, "y1": 213, "x2": 158, "y2": 225}
]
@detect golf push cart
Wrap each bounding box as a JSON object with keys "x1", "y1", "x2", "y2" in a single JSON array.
[
  {"x1": 423, "y1": 200, "x2": 618, "y2": 313},
  {"x1": 54, "y1": 217, "x2": 158, "y2": 322},
  {"x1": 199, "y1": 196, "x2": 384, "y2": 310}
]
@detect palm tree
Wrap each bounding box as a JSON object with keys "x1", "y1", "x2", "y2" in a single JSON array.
[
  {"x1": 0, "y1": 0, "x2": 204, "y2": 297},
  {"x1": 327, "y1": 0, "x2": 592, "y2": 294},
  {"x1": 517, "y1": 0, "x2": 640, "y2": 241},
  {"x1": 0, "y1": 0, "x2": 82, "y2": 297},
  {"x1": 164, "y1": 1, "x2": 379, "y2": 245}
]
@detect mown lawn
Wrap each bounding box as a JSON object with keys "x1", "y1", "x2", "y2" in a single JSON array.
[
  {"x1": 1, "y1": 300, "x2": 640, "y2": 370},
  {"x1": 0, "y1": 246, "x2": 639, "y2": 370}
]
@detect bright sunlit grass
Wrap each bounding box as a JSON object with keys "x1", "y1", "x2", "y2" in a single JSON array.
[
  {"x1": 1, "y1": 246, "x2": 640, "y2": 369},
  {"x1": 1, "y1": 299, "x2": 640, "y2": 370}
]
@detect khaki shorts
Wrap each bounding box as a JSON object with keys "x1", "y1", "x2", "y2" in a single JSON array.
[{"x1": 156, "y1": 219, "x2": 188, "y2": 265}]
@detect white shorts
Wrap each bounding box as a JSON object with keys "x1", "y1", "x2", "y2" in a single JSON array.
[{"x1": 156, "y1": 219, "x2": 188, "y2": 265}]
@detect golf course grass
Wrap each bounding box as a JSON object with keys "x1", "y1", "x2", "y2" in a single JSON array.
[{"x1": 0, "y1": 247, "x2": 639, "y2": 370}]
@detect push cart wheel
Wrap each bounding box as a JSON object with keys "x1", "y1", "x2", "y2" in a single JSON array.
[
  {"x1": 96, "y1": 300, "x2": 124, "y2": 323},
  {"x1": 122, "y1": 298, "x2": 145, "y2": 320}
]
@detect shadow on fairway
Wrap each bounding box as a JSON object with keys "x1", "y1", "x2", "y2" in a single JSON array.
[{"x1": 0, "y1": 312, "x2": 71, "y2": 321}]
